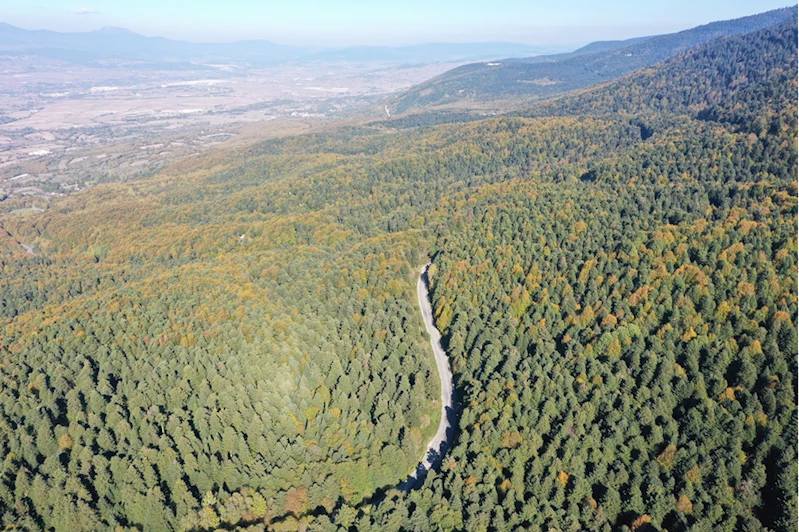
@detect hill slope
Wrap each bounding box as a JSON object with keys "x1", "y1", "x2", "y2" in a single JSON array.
[
  {"x1": 366, "y1": 16, "x2": 797, "y2": 532},
  {"x1": 520, "y1": 17, "x2": 798, "y2": 129},
  {"x1": 0, "y1": 9, "x2": 795, "y2": 532},
  {"x1": 388, "y1": 6, "x2": 796, "y2": 113}
]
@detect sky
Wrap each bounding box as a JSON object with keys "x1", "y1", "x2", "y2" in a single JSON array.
[{"x1": 0, "y1": 0, "x2": 791, "y2": 46}]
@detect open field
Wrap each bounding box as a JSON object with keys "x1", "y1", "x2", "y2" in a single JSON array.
[{"x1": 0, "y1": 57, "x2": 460, "y2": 209}]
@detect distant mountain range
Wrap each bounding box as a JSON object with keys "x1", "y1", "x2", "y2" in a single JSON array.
[
  {"x1": 0, "y1": 23, "x2": 564, "y2": 67},
  {"x1": 387, "y1": 6, "x2": 797, "y2": 114}
]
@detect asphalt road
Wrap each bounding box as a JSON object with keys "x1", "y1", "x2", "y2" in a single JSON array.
[{"x1": 399, "y1": 263, "x2": 455, "y2": 490}]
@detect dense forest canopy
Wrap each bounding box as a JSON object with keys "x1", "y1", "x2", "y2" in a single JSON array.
[
  {"x1": 0, "y1": 12, "x2": 796, "y2": 532},
  {"x1": 387, "y1": 6, "x2": 796, "y2": 114}
]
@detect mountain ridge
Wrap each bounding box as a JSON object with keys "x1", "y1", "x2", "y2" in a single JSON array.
[
  {"x1": 387, "y1": 6, "x2": 797, "y2": 113},
  {"x1": 0, "y1": 23, "x2": 562, "y2": 66}
]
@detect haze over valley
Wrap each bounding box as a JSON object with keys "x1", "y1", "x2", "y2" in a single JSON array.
[{"x1": 1, "y1": 24, "x2": 556, "y2": 209}]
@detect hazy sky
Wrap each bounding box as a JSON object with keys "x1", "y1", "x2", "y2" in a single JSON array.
[{"x1": 0, "y1": 0, "x2": 790, "y2": 46}]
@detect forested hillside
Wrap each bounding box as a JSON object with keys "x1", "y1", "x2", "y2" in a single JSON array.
[
  {"x1": 387, "y1": 6, "x2": 795, "y2": 114},
  {"x1": 357, "y1": 19, "x2": 798, "y2": 532},
  {"x1": 0, "y1": 10, "x2": 795, "y2": 532},
  {"x1": 0, "y1": 98, "x2": 683, "y2": 532},
  {"x1": 520, "y1": 17, "x2": 797, "y2": 130}
]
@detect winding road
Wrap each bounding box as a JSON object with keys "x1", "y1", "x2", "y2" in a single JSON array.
[{"x1": 398, "y1": 263, "x2": 456, "y2": 491}]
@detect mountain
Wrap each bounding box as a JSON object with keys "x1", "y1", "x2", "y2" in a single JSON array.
[
  {"x1": 0, "y1": 23, "x2": 561, "y2": 67},
  {"x1": 0, "y1": 8, "x2": 795, "y2": 532},
  {"x1": 0, "y1": 23, "x2": 303, "y2": 65},
  {"x1": 564, "y1": 36, "x2": 653, "y2": 56},
  {"x1": 518, "y1": 17, "x2": 799, "y2": 131},
  {"x1": 388, "y1": 6, "x2": 796, "y2": 113},
  {"x1": 307, "y1": 42, "x2": 564, "y2": 63},
  {"x1": 501, "y1": 36, "x2": 655, "y2": 65}
]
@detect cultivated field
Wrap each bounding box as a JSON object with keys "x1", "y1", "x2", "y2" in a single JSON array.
[{"x1": 0, "y1": 57, "x2": 458, "y2": 210}]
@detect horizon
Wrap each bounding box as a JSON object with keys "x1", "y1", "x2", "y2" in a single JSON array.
[
  {"x1": 0, "y1": 1, "x2": 795, "y2": 531},
  {"x1": 0, "y1": 0, "x2": 790, "y2": 47}
]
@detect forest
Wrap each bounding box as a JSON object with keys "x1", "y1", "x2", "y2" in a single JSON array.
[
  {"x1": 0, "y1": 12, "x2": 795, "y2": 532},
  {"x1": 388, "y1": 6, "x2": 795, "y2": 113}
]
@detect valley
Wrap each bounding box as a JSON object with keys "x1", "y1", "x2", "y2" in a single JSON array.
[{"x1": 0, "y1": 58, "x2": 461, "y2": 210}]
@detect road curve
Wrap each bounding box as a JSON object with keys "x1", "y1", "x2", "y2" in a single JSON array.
[{"x1": 398, "y1": 263, "x2": 456, "y2": 491}]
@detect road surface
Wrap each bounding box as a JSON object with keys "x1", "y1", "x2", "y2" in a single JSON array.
[{"x1": 398, "y1": 263, "x2": 456, "y2": 491}]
